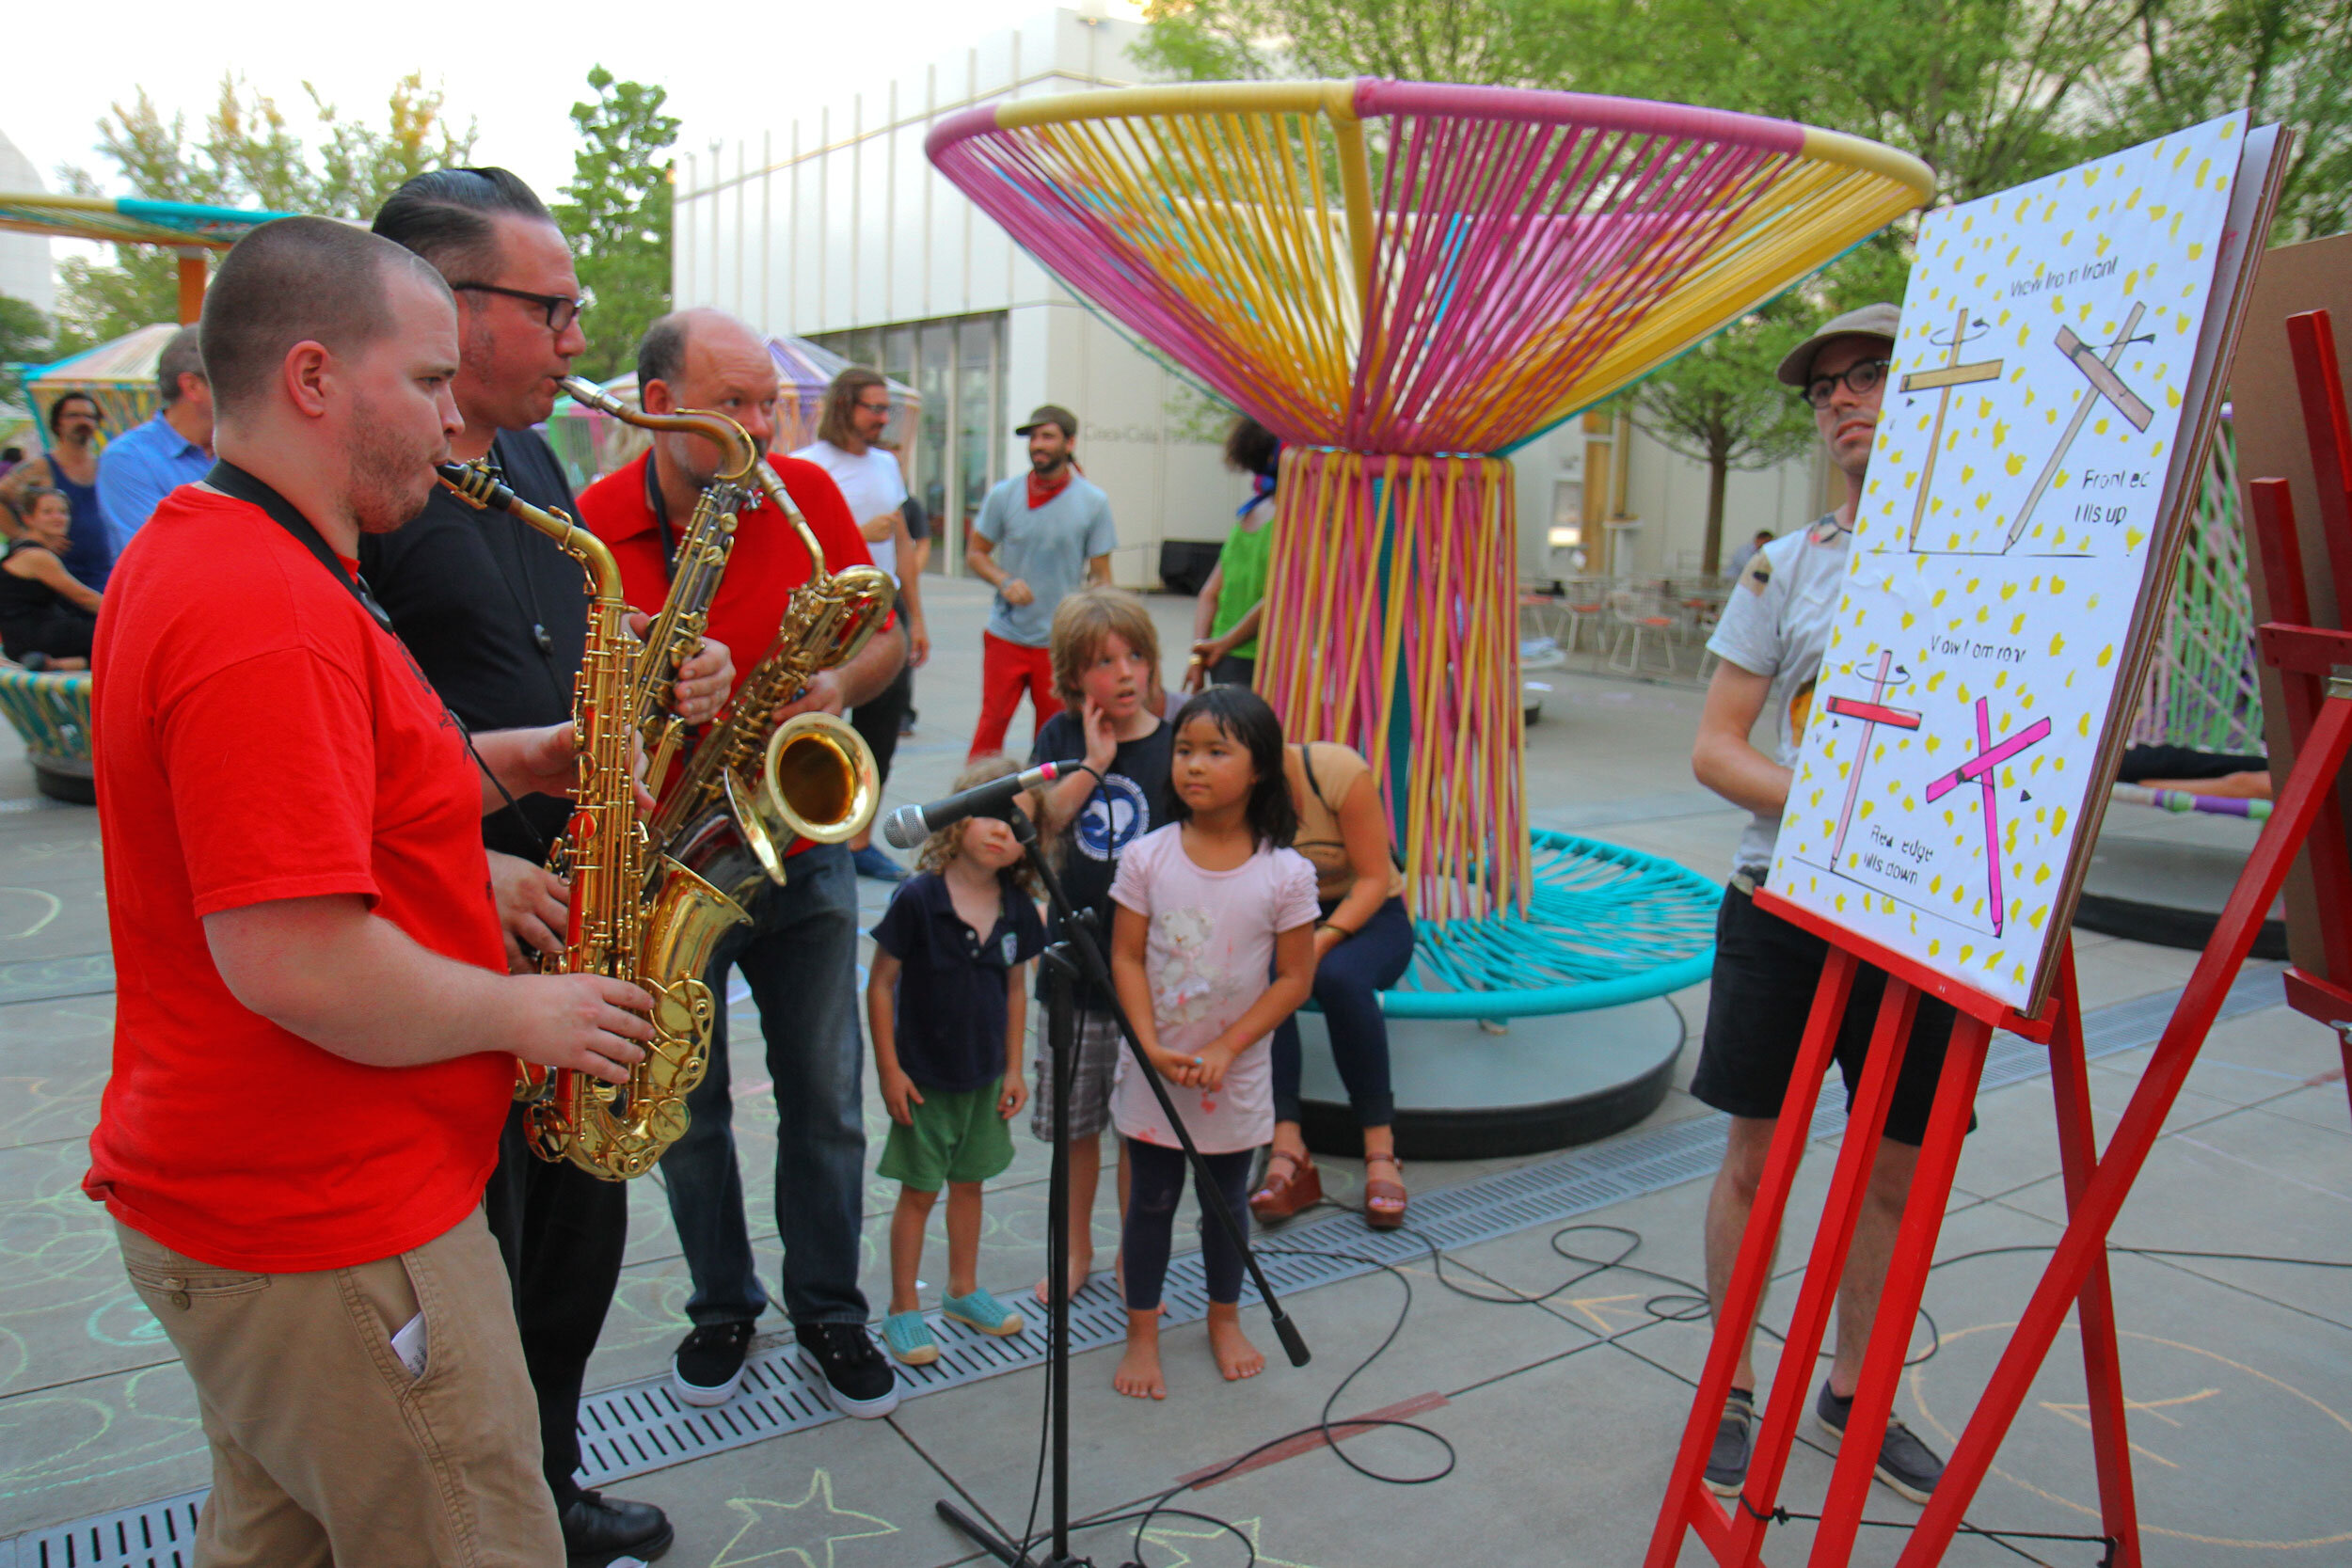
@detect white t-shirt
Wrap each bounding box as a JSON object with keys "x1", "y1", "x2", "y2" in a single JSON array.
[
  {"x1": 1106, "y1": 824, "x2": 1319, "y2": 1154},
  {"x1": 1704, "y1": 514, "x2": 1852, "y2": 876},
  {"x1": 791, "y1": 440, "x2": 906, "y2": 583}
]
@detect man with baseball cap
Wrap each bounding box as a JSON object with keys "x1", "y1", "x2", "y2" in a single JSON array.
[
  {"x1": 964, "y1": 403, "x2": 1116, "y2": 758},
  {"x1": 1683, "y1": 302, "x2": 1953, "y2": 1507}
]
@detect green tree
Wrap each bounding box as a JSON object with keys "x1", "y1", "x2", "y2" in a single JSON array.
[
  {"x1": 2107, "y1": 0, "x2": 2352, "y2": 242},
  {"x1": 1629, "y1": 306, "x2": 1820, "y2": 576},
  {"x1": 52, "y1": 74, "x2": 476, "y2": 351},
  {"x1": 555, "y1": 67, "x2": 681, "y2": 384},
  {"x1": 0, "y1": 295, "x2": 52, "y2": 412}
]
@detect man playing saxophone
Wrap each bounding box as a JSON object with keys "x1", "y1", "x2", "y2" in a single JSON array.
[
  {"x1": 87, "y1": 215, "x2": 657, "y2": 1565},
  {"x1": 362, "y1": 167, "x2": 723, "y2": 1564},
  {"x1": 577, "y1": 308, "x2": 909, "y2": 1419}
]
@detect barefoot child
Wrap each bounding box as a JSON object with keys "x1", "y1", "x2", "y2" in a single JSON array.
[
  {"x1": 1027, "y1": 588, "x2": 1177, "y2": 1306},
  {"x1": 1106, "y1": 687, "x2": 1318, "y2": 1399},
  {"x1": 866, "y1": 755, "x2": 1047, "y2": 1366}
]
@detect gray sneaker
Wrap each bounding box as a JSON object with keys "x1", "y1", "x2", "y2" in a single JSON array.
[
  {"x1": 1816, "y1": 1382, "x2": 1944, "y2": 1503},
  {"x1": 1705, "y1": 1387, "x2": 1756, "y2": 1497}
]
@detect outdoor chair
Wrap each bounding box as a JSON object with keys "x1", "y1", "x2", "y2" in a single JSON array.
[
  {"x1": 0, "y1": 663, "x2": 94, "y2": 803},
  {"x1": 1606, "y1": 589, "x2": 1679, "y2": 676}
]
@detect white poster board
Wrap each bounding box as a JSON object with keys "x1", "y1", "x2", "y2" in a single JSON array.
[{"x1": 1767, "y1": 112, "x2": 2280, "y2": 1012}]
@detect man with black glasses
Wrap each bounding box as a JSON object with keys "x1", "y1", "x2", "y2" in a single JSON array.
[
  {"x1": 1682, "y1": 303, "x2": 1955, "y2": 1510},
  {"x1": 363, "y1": 166, "x2": 730, "y2": 1567}
]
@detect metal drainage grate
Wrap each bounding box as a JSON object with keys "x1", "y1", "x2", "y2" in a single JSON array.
[
  {"x1": 7, "y1": 1491, "x2": 204, "y2": 1568},
  {"x1": 6, "y1": 963, "x2": 2288, "y2": 1555}
]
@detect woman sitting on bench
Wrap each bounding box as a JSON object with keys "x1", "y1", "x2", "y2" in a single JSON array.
[{"x1": 1, "y1": 487, "x2": 103, "y2": 670}]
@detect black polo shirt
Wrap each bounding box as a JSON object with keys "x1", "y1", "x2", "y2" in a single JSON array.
[
  {"x1": 869, "y1": 870, "x2": 1046, "y2": 1092},
  {"x1": 360, "y1": 429, "x2": 588, "y2": 862}
]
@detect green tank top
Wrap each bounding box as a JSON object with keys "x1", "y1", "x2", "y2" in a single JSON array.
[{"x1": 1210, "y1": 508, "x2": 1273, "y2": 660}]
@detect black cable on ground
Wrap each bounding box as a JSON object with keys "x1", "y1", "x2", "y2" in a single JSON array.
[{"x1": 993, "y1": 1148, "x2": 2352, "y2": 1564}]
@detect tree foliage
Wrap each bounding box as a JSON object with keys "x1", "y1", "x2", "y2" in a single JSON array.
[
  {"x1": 554, "y1": 67, "x2": 681, "y2": 384},
  {"x1": 51, "y1": 74, "x2": 476, "y2": 355},
  {"x1": 1141, "y1": 0, "x2": 2352, "y2": 556}
]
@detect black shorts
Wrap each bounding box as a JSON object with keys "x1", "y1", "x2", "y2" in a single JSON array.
[{"x1": 1690, "y1": 883, "x2": 1968, "y2": 1147}]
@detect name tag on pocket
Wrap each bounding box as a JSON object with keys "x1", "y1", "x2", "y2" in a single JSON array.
[{"x1": 390, "y1": 1312, "x2": 428, "y2": 1379}]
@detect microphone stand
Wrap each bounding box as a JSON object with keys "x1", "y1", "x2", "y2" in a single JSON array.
[{"x1": 935, "y1": 805, "x2": 1311, "y2": 1568}]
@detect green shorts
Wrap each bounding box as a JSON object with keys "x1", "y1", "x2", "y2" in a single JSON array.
[{"x1": 878, "y1": 1085, "x2": 1017, "y2": 1192}]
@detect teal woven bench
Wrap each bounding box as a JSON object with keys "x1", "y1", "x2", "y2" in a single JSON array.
[{"x1": 0, "y1": 666, "x2": 95, "y2": 803}]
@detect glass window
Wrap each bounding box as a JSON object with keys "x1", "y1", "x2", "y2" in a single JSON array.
[{"x1": 918, "y1": 323, "x2": 954, "y2": 563}]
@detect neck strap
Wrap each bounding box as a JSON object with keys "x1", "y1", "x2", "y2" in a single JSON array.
[{"x1": 204, "y1": 459, "x2": 392, "y2": 633}]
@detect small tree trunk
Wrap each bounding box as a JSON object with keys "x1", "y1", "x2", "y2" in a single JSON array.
[{"x1": 1701, "y1": 452, "x2": 1729, "y2": 577}]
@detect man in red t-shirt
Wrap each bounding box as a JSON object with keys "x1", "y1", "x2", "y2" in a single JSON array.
[
  {"x1": 87, "y1": 216, "x2": 658, "y2": 1565},
  {"x1": 576, "y1": 308, "x2": 909, "y2": 1421}
]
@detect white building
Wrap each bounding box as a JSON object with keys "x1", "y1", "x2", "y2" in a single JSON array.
[
  {"x1": 671, "y1": 9, "x2": 1832, "y2": 588},
  {"x1": 0, "y1": 128, "x2": 56, "y2": 320}
]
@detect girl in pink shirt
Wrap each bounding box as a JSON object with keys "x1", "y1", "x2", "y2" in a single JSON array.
[{"x1": 1107, "y1": 687, "x2": 1318, "y2": 1399}]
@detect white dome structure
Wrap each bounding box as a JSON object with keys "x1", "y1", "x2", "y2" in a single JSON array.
[{"x1": 0, "y1": 128, "x2": 54, "y2": 317}]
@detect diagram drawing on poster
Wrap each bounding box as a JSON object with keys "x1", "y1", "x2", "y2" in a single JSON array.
[{"x1": 1770, "y1": 110, "x2": 2287, "y2": 1010}]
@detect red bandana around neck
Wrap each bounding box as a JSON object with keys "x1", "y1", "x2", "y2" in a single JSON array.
[{"x1": 1026, "y1": 466, "x2": 1074, "y2": 509}]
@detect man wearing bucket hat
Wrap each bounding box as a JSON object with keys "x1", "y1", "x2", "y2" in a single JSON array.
[
  {"x1": 964, "y1": 403, "x2": 1117, "y2": 758},
  {"x1": 1683, "y1": 302, "x2": 1956, "y2": 1508}
]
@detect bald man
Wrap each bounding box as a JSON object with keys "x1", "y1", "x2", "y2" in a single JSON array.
[
  {"x1": 87, "y1": 215, "x2": 656, "y2": 1565},
  {"x1": 577, "y1": 308, "x2": 908, "y2": 1421}
]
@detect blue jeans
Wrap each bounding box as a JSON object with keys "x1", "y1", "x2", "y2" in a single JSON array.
[
  {"x1": 1270, "y1": 895, "x2": 1416, "y2": 1126},
  {"x1": 660, "y1": 840, "x2": 871, "y2": 1328}
]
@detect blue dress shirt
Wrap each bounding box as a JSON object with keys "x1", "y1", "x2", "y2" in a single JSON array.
[{"x1": 97, "y1": 411, "x2": 212, "y2": 555}]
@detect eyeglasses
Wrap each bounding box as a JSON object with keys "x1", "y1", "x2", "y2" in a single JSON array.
[
  {"x1": 1802, "y1": 357, "x2": 1892, "y2": 409},
  {"x1": 450, "y1": 282, "x2": 586, "y2": 334},
  {"x1": 855, "y1": 399, "x2": 892, "y2": 415}
]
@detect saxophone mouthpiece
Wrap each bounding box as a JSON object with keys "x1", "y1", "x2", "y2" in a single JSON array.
[
  {"x1": 561, "y1": 375, "x2": 626, "y2": 417},
  {"x1": 435, "y1": 461, "x2": 512, "y2": 512}
]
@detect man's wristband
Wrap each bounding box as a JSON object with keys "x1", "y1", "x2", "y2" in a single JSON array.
[{"x1": 1317, "y1": 921, "x2": 1355, "y2": 940}]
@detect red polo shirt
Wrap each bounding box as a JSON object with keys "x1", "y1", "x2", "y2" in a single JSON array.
[
  {"x1": 85, "y1": 485, "x2": 513, "y2": 1271},
  {"x1": 577, "y1": 451, "x2": 877, "y2": 832}
]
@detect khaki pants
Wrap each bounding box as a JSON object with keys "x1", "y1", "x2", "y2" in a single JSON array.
[{"x1": 117, "y1": 1207, "x2": 564, "y2": 1568}]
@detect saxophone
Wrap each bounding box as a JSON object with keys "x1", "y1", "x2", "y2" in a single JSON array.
[
  {"x1": 652, "y1": 460, "x2": 898, "y2": 899},
  {"x1": 557, "y1": 375, "x2": 758, "y2": 787},
  {"x1": 437, "y1": 463, "x2": 751, "y2": 1180}
]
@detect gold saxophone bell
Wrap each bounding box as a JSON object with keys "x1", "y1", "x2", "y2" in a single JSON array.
[{"x1": 763, "y1": 713, "x2": 878, "y2": 845}]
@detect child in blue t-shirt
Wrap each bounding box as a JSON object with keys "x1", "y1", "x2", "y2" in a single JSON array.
[{"x1": 866, "y1": 754, "x2": 1048, "y2": 1366}]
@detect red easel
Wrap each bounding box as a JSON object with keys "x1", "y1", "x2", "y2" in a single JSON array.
[{"x1": 1648, "y1": 309, "x2": 2352, "y2": 1567}]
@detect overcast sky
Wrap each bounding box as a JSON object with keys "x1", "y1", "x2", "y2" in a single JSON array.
[{"x1": 10, "y1": 0, "x2": 1137, "y2": 242}]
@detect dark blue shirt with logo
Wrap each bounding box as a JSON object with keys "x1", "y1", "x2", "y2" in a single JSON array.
[
  {"x1": 1030, "y1": 709, "x2": 1175, "y2": 1010},
  {"x1": 869, "y1": 870, "x2": 1046, "y2": 1091}
]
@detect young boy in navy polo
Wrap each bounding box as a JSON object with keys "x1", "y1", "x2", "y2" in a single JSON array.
[{"x1": 866, "y1": 755, "x2": 1048, "y2": 1365}]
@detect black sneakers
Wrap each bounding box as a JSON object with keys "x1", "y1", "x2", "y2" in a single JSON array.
[
  {"x1": 1816, "y1": 1382, "x2": 1946, "y2": 1502},
  {"x1": 797, "y1": 1321, "x2": 902, "y2": 1418},
  {"x1": 1705, "y1": 1387, "x2": 1756, "y2": 1497},
  {"x1": 671, "y1": 1320, "x2": 757, "y2": 1408},
  {"x1": 559, "y1": 1489, "x2": 674, "y2": 1565}
]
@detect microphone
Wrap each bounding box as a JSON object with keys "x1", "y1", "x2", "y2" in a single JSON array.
[{"x1": 880, "y1": 760, "x2": 1082, "y2": 849}]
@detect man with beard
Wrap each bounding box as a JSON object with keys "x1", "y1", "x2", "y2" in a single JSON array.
[
  {"x1": 1, "y1": 389, "x2": 117, "y2": 590},
  {"x1": 964, "y1": 404, "x2": 1115, "y2": 758},
  {"x1": 577, "y1": 308, "x2": 907, "y2": 1420},
  {"x1": 1685, "y1": 304, "x2": 1954, "y2": 1509},
  {"x1": 86, "y1": 214, "x2": 658, "y2": 1565},
  {"x1": 363, "y1": 168, "x2": 728, "y2": 1565}
]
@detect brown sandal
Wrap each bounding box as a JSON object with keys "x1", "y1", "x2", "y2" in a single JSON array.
[
  {"x1": 1249, "y1": 1148, "x2": 1323, "y2": 1223},
  {"x1": 1363, "y1": 1155, "x2": 1406, "y2": 1231}
]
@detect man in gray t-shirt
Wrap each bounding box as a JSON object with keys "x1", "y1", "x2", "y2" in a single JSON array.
[
  {"x1": 964, "y1": 404, "x2": 1117, "y2": 757},
  {"x1": 1684, "y1": 303, "x2": 1959, "y2": 1508}
]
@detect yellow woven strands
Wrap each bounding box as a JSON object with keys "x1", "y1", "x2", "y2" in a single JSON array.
[
  {"x1": 1258, "y1": 448, "x2": 1529, "y2": 918},
  {"x1": 1020, "y1": 105, "x2": 1361, "y2": 436}
]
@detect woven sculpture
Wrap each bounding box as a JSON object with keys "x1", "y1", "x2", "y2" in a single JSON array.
[
  {"x1": 930, "y1": 79, "x2": 1931, "y2": 937},
  {"x1": 2128, "y1": 420, "x2": 2265, "y2": 755}
]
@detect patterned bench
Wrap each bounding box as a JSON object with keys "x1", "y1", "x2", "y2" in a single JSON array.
[{"x1": 0, "y1": 665, "x2": 95, "y2": 804}]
